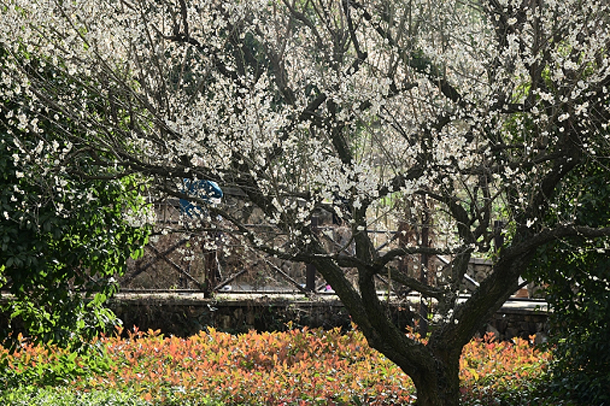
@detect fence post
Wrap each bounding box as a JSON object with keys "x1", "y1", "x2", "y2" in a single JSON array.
[
  {"x1": 494, "y1": 220, "x2": 505, "y2": 252},
  {"x1": 203, "y1": 247, "x2": 218, "y2": 298},
  {"x1": 305, "y1": 217, "x2": 319, "y2": 292},
  {"x1": 419, "y1": 197, "x2": 430, "y2": 337}
]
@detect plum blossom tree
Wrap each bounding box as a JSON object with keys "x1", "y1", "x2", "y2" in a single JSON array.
[{"x1": 2, "y1": 0, "x2": 610, "y2": 404}]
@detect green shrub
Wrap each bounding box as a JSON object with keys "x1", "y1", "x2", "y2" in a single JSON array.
[
  {"x1": 0, "y1": 386, "x2": 224, "y2": 406},
  {"x1": 0, "y1": 340, "x2": 114, "y2": 388},
  {"x1": 527, "y1": 163, "x2": 610, "y2": 405},
  {"x1": 0, "y1": 387, "x2": 147, "y2": 406}
]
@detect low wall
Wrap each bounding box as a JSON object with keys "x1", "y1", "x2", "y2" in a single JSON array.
[{"x1": 108, "y1": 292, "x2": 549, "y2": 341}]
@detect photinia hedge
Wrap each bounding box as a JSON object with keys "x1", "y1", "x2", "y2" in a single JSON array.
[{"x1": 1, "y1": 327, "x2": 551, "y2": 405}]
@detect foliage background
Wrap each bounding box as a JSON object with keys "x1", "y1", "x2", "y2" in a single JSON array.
[
  {"x1": 528, "y1": 161, "x2": 610, "y2": 405},
  {"x1": 0, "y1": 49, "x2": 151, "y2": 345}
]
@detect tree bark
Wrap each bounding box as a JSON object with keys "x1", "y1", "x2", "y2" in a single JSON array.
[
  {"x1": 319, "y1": 258, "x2": 464, "y2": 406},
  {"x1": 364, "y1": 320, "x2": 462, "y2": 406},
  {"x1": 409, "y1": 355, "x2": 461, "y2": 406}
]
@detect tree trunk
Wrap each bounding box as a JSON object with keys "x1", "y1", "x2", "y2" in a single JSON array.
[{"x1": 407, "y1": 352, "x2": 461, "y2": 406}]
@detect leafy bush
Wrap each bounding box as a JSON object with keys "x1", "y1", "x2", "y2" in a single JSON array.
[
  {"x1": 0, "y1": 386, "x2": 224, "y2": 406},
  {"x1": 0, "y1": 386, "x2": 147, "y2": 406},
  {"x1": 528, "y1": 163, "x2": 610, "y2": 405},
  {"x1": 459, "y1": 333, "x2": 552, "y2": 406},
  {"x1": 1, "y1": 47, "x2": 151, "y2": 347},
  {"x1": 0, "y1": 336, "x2": 114, "y2": 388},
  {"x1": 1, "y1": 327, "x2": 551, "y2": 406}
]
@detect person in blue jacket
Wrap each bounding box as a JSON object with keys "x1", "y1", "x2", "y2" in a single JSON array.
[{"x1": 179, "y1": 179, "x2": 223, "y2": 217}]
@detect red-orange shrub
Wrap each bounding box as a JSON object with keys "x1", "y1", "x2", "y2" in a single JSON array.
[{"x1": 1, "y1": 327, "x2": 550, "y2": 405}]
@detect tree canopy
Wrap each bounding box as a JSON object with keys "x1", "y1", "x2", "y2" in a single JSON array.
[{"x1": 2, "y1": 0, "x2": 610, "y2": 404}]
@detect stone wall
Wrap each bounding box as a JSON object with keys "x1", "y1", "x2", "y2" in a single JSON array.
[
  {"x1": 485, "y1": 308, "x2": 549, "y2": 344},
  {"x1": 108, "y1": 294, "x2": 549, "y2": 341}
]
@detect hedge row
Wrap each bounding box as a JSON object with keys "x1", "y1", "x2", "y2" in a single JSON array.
[{"x1": 1, "y1": 326, "x2": 560, "y2": 405}]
